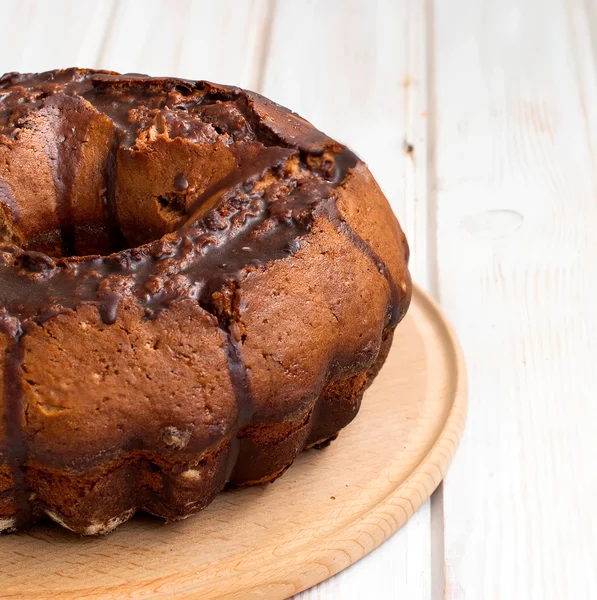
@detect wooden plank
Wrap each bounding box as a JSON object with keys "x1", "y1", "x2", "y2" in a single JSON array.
[
  {"x1": 433, "y1": 0, "x2": 597, "y2": 597},
  {"x1": 97, "y1": 0, "x2": 273, "y2": 88},
  {"x1": 261, "y1": 2, "x2": 434, "y2": 598},
  {"x1": 262, "y1": 0, "x2": 434, "y2": 286},
  {"x1": 0, "y1": 0, "x2": 116, "y2": 76},
  {"x1": 1, "y1": 1, "x2": 438, "y2": 596}
]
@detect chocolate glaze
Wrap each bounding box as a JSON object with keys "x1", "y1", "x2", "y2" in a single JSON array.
[{"x1": 0, "y1": 69, "x2": 401, "y2": 526}]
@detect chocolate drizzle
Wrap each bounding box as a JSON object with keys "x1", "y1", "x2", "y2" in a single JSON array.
[
  {"x1": 0, "y1": 69, "x2": 404, "y2": 527},
  {"x1": 0, "y1": 320, "x2": 31, "y2": 529},
  {"x1": 223, "y1": 333, "x2": 252, "y2": 481}
]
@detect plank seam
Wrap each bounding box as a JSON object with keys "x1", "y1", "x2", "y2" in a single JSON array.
[
  {"x1": 424, "y1": 0, "x2": 439, "y2": 302},
  {"x1": 423, "y1": 1, "x2": 445, "y2": 599}
]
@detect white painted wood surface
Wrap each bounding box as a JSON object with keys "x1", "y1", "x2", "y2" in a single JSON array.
[
  {"x1": 434, "y1": 1, "x2": 597, "y2": 598},
  {"x1": 0, "y1": 0, "x2": 595, "y2": 597}
]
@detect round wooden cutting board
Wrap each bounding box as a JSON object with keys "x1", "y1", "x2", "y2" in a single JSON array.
[{"x1": 1, "y1": 285, "x2": 467, "y2": 600}]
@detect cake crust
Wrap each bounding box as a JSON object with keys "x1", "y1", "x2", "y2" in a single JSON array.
[{"x1": 0, "y1": 69, "x2": 411, "y2": 534}]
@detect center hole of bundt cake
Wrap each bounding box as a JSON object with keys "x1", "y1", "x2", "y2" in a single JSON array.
[
  {"x1": 0, "y1": 75, "x2": 271, "y2": 259},
  {"x1": 0, "y1": 170, "x2": 194, "y2": 259},
  {"x1": 11, "y1": 202, "x2": 185, "y2": 259}
]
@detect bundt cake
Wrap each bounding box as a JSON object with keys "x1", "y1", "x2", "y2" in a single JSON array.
[{"x1": 0, "y1": 68, "x2": 412, "y2": 535}]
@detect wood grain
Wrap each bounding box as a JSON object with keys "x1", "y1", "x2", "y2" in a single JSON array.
[
  {"x1": 97, "y1": 0, "x2": 273, "y2": 89},
  {"x1": 433, "y1": 0, "x2": 597, "y2": 598},
  {"x1": 0, "y1": 0, "x2": 116, "y2": 76},
  {"x1": 0, "y1": 287, "x2": 466, "y2": 600}
]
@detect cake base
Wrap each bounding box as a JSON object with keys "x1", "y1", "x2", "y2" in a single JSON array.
[{"x1": 0, "y1": 285, "x2": 467, "y2": 600}]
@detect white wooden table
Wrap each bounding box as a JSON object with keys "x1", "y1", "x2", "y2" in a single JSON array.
[{"x1": 1, "y1": 1, "x2": 596, "y2": 598}]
